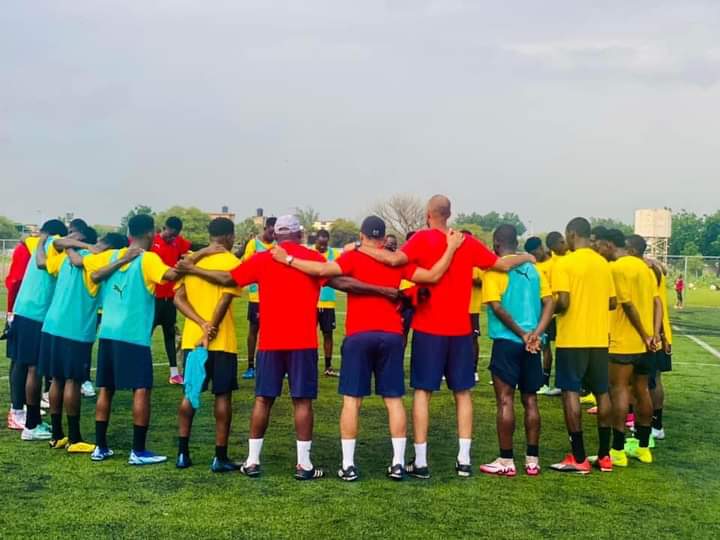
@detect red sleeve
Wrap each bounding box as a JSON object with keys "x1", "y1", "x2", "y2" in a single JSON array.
[
  {"x1": 400, "y1": 233, "x2": 424, "y2": 264},
  {"x1": 336, "y1": 251, "x2": 355, "y2": 275},
  {"x1": 468, "y1": 237, "x2": 499, "y2": 270},
  {"x1": 401, "y1": 263, "x2": 418, "y2": 280},
  {"x1": 178, "y1": 236, "x2": 192, "y2": 255},
  {"x1": 5, "y1": 243, "x2": 31, "y2": 312},
  {"x1": 229, "y1": 253, "x2": 263, "y2": 287}
]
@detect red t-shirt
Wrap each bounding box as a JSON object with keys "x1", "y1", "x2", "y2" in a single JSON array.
[
  {"x1": 336, "y1": 251, "x2": 417, "y2": 336},
  {"x1": 230, "y1": 242, "x2": 325, "y2": 351},
  {"x1": 151, "y1": 233, "x2": 192, "y2": 298},
  {"x1": 675, "y1": 279, "x2": 684, "y2": 292},
  {"x1": 5, "y1": 242, "x2": 31, "y2": 312},
  {"x1": 401, "y1": 229, "x2": 498, "y2": 336}
]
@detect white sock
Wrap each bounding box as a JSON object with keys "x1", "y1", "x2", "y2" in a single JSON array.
[
  {"x1": 391, "y1": 437, "x2": 406, "y2": 467},
  {"x1": 170, "y1": 366, "x2": 179, "y2": 377},
  {"x1": 341, "y1": 439, "x2": 356, "y2": 469},
  {"x1": 246, "y1": 438, "x2": 263, "y2": 466},
  {"x1": 297, "y1": 440, "x2": 313, "y2": 470},
  {"x1": 414, "y1": 442, "x2": 428, "y2": 468},
  {"x1": 458, "y1": 438, "x2": 472, "y2": 465}
]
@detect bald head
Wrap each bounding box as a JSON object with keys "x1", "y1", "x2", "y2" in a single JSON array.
[{"x1": 427, "y1": 194, "x2": 451, "y2": 222}]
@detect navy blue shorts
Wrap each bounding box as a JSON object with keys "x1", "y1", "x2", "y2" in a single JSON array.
[
  {"x1": 96, "y1": 338, "x2": 153, "y2": 390},
  {"x1": 402, "y1": 308, "x2": 414, "y2": 338},
  {"x1": 317, "y1": 308, "x2": 336, "y2": 334},
  {"x1": 247, "y1": 302, "x2": 260, "y2": 325},
  {"x1": 490, "y1": 339, "x2": 543, "y2": 394},
  {"x1": 38, "y1": 332, "x2": 92, "y2": 382},
  {"x1": 556, "y1": 347, "x2": 609, "y2": 395},
  {"x1": 410, "y1": 331, "x2": 475, "y2": 392},
  {"x1": 339, "y1": 332, "x2": 405, "y2": 397},
  {"x1": 182, "y1": 350, "x2": 238, "y2": 395},
  {"x1": 7, "y1": 315, "x2": 43, "y2": 367},
  {"x1": 256, "y1": 349, "x2": 318, "y2": 399}
]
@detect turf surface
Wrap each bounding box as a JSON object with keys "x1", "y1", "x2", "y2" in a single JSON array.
[{"x1": 1, "y1": 293, "x2": 719, "y2": 539}]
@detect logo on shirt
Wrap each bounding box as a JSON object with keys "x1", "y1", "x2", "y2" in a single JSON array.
[
  {"x1": 113, "y1": 284, "x2": 125, "y2": 299},
  {"x1": 514, "y1": 267, "x2": 531, "y2": 281}
]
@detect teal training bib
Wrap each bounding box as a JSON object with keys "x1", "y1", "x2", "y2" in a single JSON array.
[
  {"x1": 488, "y1": 262, "x2": 543, "y2": 344},
  {"x1": 13, "y1": 237, "x2": 57, "y2": 322}
]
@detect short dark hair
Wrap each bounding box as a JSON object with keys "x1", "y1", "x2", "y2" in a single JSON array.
[
  {"x1": 626, "y1": 234, "x2": 647, "y2": 255},
  {"x1": 591, "y1": 225, "x2": 608, "y2": 239},
  {"x1": 102, "y1": 233, "x2": 129, "y2": 249},
  {"x1": 317, "y1": 229, "x2": 330, "y2": 239},
  {"x1": 459, "y1": 229, "x2": 472, "y2": 236},
  {"x1": 165, "y1": 216, "x2": 183, "y2": 232},
  {"x1": 83, "y1": 227, "x2": 98, "y2": 245},
  {"x1": 40, "y1": 219, "x2": 68, "y2": 236},
  {"x1": 494, "y1": 224, "x2": 518, "y2": 248},
  {"x1": 524, "y1": 236, "x2": 542, "y2": 252},
  {"x1": 129, "y1": 214, "x2": 155, "y2": 237},
  {"x1": 405, "y1": 231, "x2": 416, "y2": 241},
  {"x1": 606, "y1": 229, "x2": 626, "y2": 248},
  {"x1": 566, "y1": 218, "x2": 591, "y2": 239},
  {"x1": 265, "y1": 217, "x2": 277, "y2": 229},
  {"x1": 546, "y1": 231, "x2": 564, "y2": 248},
  {"x1": 208, "y1": 217, "x2": 234, "y2": 237},
  {"x1": 70, "y1": 218, "x2": 88, "y2": 230}
]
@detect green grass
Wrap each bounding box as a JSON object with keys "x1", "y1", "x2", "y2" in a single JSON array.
[{"x1": 1, "y1": 296, "x2": 720, "y2": 539}]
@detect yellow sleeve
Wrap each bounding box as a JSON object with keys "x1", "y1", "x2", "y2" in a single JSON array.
[
  {"x1": 612, "y1": 263, "x2": 630, "y2": 304},
  {"x1": 46, "y1": 252, "x2": 67, "y2": 277},
  {"x1": 650, "y1": 268, "x2": 660, "y2": 297},
  {"x1": 481, "y1": 271, "x2": 506, "y2": 304},
  {"x1": 141, "y1": 252, "x2": 171, "y2": 286},
  {"x1": 472, "y1": 267, "x2": 484, "y2": 281},
  {"x1": 539, "y1": 269, "x2": 552, "y2": 298},
  {"x1": 242, "y1": 240, "x2": 256, "y2": 263},
  {"x1": 552, "y1": 258, "x2": 570, "y2": 293},
  {"x1": 173, "y1": 276, "x2": 185, "y2": 292},
  {"x1": 82, "y1": 250, "x2": 115, "y2": 274}
]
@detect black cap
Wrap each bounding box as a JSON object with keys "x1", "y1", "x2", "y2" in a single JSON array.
[{"x1": 360, "y1": 215, "x2": 386, "y2": 239}]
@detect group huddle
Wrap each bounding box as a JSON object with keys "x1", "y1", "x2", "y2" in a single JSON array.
[{"x1": 3, "y1": 194, "x2": 672, "y2": 480}]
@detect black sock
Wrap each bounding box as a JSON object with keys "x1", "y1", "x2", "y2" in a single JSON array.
[
  {"x1": 178, "y1": 436, "x2": 189, "y2": 456},
  {"x1": 324, "y1": 357, "x2": 332, "y2": 370},
  {"x1": 67, "y1": 415, "x2": 81, "y2": 443},
  {"x1": 248, "y1": 360, "x2": 255, "y2": 370},
  {"x1": 96, "y1": 420, "x2": 108, "y2": 449},
  {"x1": 637, "y1": 425, "x2": 651, "y2": 448},
  {"x1": 26, "y1": 404, "x2": 41, "y2": 430},
  {"x1": 628, "y1": 404, "x2": 634, "y2": 414},
  {"x1": 597, "y1": 426, "x2": 611, "y2": 458},
  {"x1": 133, "y1": 425, "x2": 148, "y2": 453},
  {"x1": 51, "y1": 413, "x2": 64, "y2": 440},
  {"x1": 500, "y1": 448, "x2": 514, "y2": 459},
  {"x1": 215, "y1": 445, "x2": 228, "y2": 461},
  {"x1": 612, "y1": 429, "x2": 625, "y2": 451},
  {"x1": 569, "y1": 431, "x2": 586, "y2": 462},
  {"x1": 652, "y1": 408, "x2": 663, "y2": 430},
  {"x1": 526, "y1": 445, "x2": 539, "y2": 457},
  {"x1": 543, "y1": 369, "x2": 551, "y2": 387}
]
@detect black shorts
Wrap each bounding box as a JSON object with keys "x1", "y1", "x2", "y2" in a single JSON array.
[
  {"x1": 247, "y1": 302, "x2": 260, "y2": 325},
  {"x1": 317, "y1": 308, "x2": 336, "y2": 334},
  {"x1": 546, "y1": 318, "x2": 557, "y2": 342},
  {"x1": 556, "y1": 347, "x2": 609, "y2": 395},
  {"x1": 676, "y1": 290, "x2": 683, "y2": 302},
  {"x1": 470, "y1": 313, "x2": 481, "y2": 337},
  {"x1": 7, "y1": 315, "x2": 43, "y2": 366},
  {"x1": 38, "y1": 332, "x2": 92, "y2": 382},
  {"x1": 96, "y1": 338, "x2": 153, "y2": 390},
  {"x1": 656, "y1": 350, "x2": 672, "y2": 372},
  {"x1": 402, "y1": 308, "x2": 414, "y2": 338},
  {"x1": 489, "y1": 339, "x2": 543, "y2": 394},
  {"x1": 153, "y1": 298, "x2": 177, "y2": 330},
  {"x1": 610, "y1": 352, "x2": 656, "y2": 377},
  {"x1": 183, "y1": 350, "x2": 238, "y2": 395}
]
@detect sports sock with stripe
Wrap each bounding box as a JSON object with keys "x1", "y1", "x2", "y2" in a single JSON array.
[
  {"x1": 569, "y1": 431, "x2": 586, "y2": 462},
  {"x1": 652, "y1": 409, "x2": 663, "y2": 430}
]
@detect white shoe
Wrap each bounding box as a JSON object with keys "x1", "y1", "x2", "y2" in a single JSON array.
[
  {"x1": 474, "y1": 372, "x2": 480, "y2": 383},
  {"x1": 21, "y1": 425, "x2": 52, "y2": 441},
  {"x1": 537, "y1": 385, "x2": 551, "y2": 395},
  {"x1": 651, "y1": 427, "x2": 665, "y2": 440},
  {"x1": 81, "y1": 381, "x2": 96, "y2": 398},
  {"x1": 41, "y1": 392, "x2": 50, "y2": 409},
  {"x1": 546, "y1": 386, "x2": 562, "y2": 396}
]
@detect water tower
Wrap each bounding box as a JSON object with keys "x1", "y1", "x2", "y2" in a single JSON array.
[{"x1": 634, "y1": 209, "x2": 672, "y2": 262}]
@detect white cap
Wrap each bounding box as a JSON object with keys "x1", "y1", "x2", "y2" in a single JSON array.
[{"x1": 274, "y1": 215, "x2": 301, "y2": 234}]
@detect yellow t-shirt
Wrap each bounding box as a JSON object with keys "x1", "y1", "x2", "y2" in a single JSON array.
[
  {"x1": 552, "y1": 247, "x2": 616, "y2": 348},
  {"x1": 535, "y1": 256, "x2": 555, "y2": 284},
  {"x1": 469, "y1": 268, "x2": 485, "y2": 314},
  {"x1": 25, "y1": 236, "x2": 61, "y2": 259},
  {"x1": 242, "y1": 238, "x2": 274, "y2": 302},
  {"x1": 609, "y1": 256, "x2": 658, "y2": 355},
  {"x1": 658, "y1": 272, "x2": 672, "y2": 345},
  {"x1": 176, "y1": 252, "x2": 242, "y2": 353},
  {"x1": 316, "y1": 247, "x2": 340, "y2": 309},
  {"x1": 482, "y1": 263, "x2": 552, "y2": 304},
  {"x1": 83, "y1": 249, "x2": 169, "y2": 297}
]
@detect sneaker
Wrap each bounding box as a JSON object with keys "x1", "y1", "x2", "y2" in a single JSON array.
[
  {"x1": 324, "y1": 368, "x2": 339, "y2": 377},
  {"x1": 80, "y1": 381, "x2": 96, "y2": 398},
  {"x1": 168, "y1": 374, "x2": 184, "y2": 385},
  {"x1": 337, "y1": 465, "x2": 359, "y2": 482},
  {"x1": 550, "y1": 454, "x2": 591, "y2": 474},
  {"x1": 22, "y1": 426, "x2": 52, "y2": 441},
  {"x1": 128, "y1": 450, "x2": 168, "y2": 466},
  {"x1": 536, "y1": 385, "x2": 552, "y2": 395},
  {"x1": 625, "y1": 413, "x2": 635, "y2": 429},
  {"x1": 546, "y1": 387, "x2": 562, "y2": 396},
  {"x1": 580, "y1": 393, "x2": 597, "y2": 405},
  {"x1": 627, "y1": 446, "x2": 653, "y2": 464},
  {"x1": 239, "y1": 462, "x2": 261, "y2": 478},
  {"x1": 610, "y1": 449, "x2": 628, "y2": 468},
  {"x1": 7, "y1": 410, "x2": 25, "y2": 431},
  {"x1": 176, "y1": 453, "x2": 192, "y2": 469},
  {"x1": 405, "y1": 460, "x2": 431, "y2": 480},
  {"x1": 295, "y1": 465, "x2": 325, "y2": 481},
  {"x1": 624, "y1": 437, "x2": 639, "y2": 455},
  {"x1": 652, "y1": 427, "x2": 665, "y2": 440},
  {"x1": 586, "y1": 406, "x2": 598, "y2": 415},
  {"x1": 41, "y1": 394, "x2": 50, "y2": 409},
  {"x1": 479, "y1": 458, "x2": 516, "y2": 477},
  {"x1": 211, "y1": 457, "x2": 240, "y2": 473},
  {"x1": 67, "y1": 441, "x2": 96, "y2": 453},
  {"x1": 242, "y1": 368, "x2": 256, "y2": 380},
  {"x1": 386, "y1": 463, "x2": 405, "y2": 481},
  {"x1": 455, "y1": 461, "x2": 472, "y2": 478},
  {"x1": 588, "y1": 455, "x2": 613, "y2": 472},
  {"x1": 474, "y1": 372, "x2": 480, "y2": 383},
  {"x1": 525, "y1": 456, "x2": 541, "y2": 476},
  {"x1": 91, "y1": 447, "x2": 114, "y2": 461},
  {"x1": 49, "y1": 437, "x2": 69, "y2": 449}
]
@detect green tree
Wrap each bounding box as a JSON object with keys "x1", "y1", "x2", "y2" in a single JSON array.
[
  {"x1": 589, "y1": 217, "x2": 633, "y2": 235},
  {"x1": 452, "y1": 223, "x2": 493, "y2": 245},
  {"x1": 0, "y1": 215, "x2": 19, "y2": 238},
  {"x1": 295, "y1": 207, "x2": 320, "y2": 234},
  {"x1": 669, "y1": 211, "x2": 703, "y2": 256},
  {"x1": 235, "y1": 218, "x2": 260, "y2": 246},
  {"x1": 93, "y1": 224, "x2": 118, "y2": 236},
  {"x1": 700, "y1": 211, "x2": 720, "y2": 257},
  {"x1": 454, "y1": 211, "x2": 526, "y2": 236},
  {"x1": 119, "y1": 205, "x2": 155, "y2": 236},
  {"x1": 329, "y1": 219, "x2": 359, "y2": 248},
  {"x1": 155, "y1": 206, "x2": 212, "y2": 245}
]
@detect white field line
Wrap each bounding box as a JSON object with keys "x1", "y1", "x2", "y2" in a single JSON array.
[{"x1": 674, "y1": 326, "x2": 720, "y2": 360}]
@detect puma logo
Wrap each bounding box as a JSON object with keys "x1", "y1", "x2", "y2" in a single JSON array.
[
  {"x1": 113, "y1": 284, "x2": 125, "y2": 299},
  {"x1": 515, "y1": 268, "x2": 531, "y2": 281}
]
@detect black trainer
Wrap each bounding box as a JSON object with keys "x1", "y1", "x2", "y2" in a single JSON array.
[
  {"x1": 295, "y1": 466, "x2": 325, "y2": 481},
  {"x1": 337, "y1": 465, "x2": 359, "y2": 482},
  {"x1": 211, "y1": 457, "x2": 241, "y2": 473},
  {"x1": 240, "y1": 462, "x2": 261, "y2": 478},
  {"x1": 386, "y1": 463, "x2": 405, "y2": 481},
  {"x1": 406, "y1": 460, "x2": 431, "y2": 480},
  {"x1": 455, "y1": 461, "x2": 472, "y2": 478},
  {"x1": 175, "y1": 453, "x2": 192, "y2": 469}
]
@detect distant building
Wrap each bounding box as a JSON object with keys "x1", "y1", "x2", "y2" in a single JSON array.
[
  {"x1": 208, "y1": 205, "x2": 236, "y2": 223},
  {"x1": 252, "y1": 208, "x2": 265, "y2": 228}
]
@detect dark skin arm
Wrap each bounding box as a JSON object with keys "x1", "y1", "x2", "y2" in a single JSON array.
[
  {"x1": 175, "y1": 260, "x2": 237, "y2": 287},
  {"x1": 354, "y1": 245, "x2": 408, "y2": 267},
  {"x1": 327, "y1": 276, "x2": 400, "y2": 302},
  {"x1": 653, "y1": 296, "x2": 663, "y2": 349},
  {"x1": 66, "y1": 248, "x2": 85, "y2": 268},
  {"x1": 53, "y1": 237, "x2": 92, "y2": 252},
  {"x1": 529, "y1": 296, "x2": 555, "y2": 347},
  {"x1": 35, "y1": 234, "x2": 49, "y2": 269},
  {"x1": 91, "y1": 247, "x2": 143, "y2": 284},
  {"x1": 554, "y1": 291, "x2": 570, "y2": 314},
  {"x1": 488, "y1": 301, "x2": 531, "y2": 343}
]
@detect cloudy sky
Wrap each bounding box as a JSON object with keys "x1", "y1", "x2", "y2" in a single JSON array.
[{"x1": 2, "y1": 0, "x2": 719, "y2": 232}]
